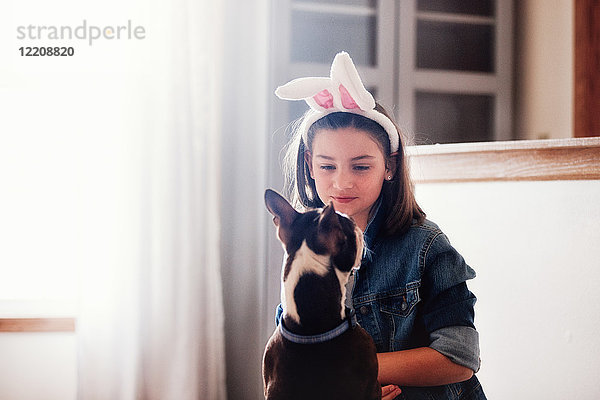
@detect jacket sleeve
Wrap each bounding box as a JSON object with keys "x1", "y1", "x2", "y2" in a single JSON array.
[
  {"x1": 420, "y1": 232, "x2": 481, "y2": 372},
  {"x1": 275, "y1": 303, "x2": 283, "y2": 326}
]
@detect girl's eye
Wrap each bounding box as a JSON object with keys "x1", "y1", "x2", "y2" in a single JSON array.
[
  {"x1": 319, "y1": 165, "x2": 335, "y2": 171},
  {"x1": 353, "y1": 165, "x2": 370, "y2": 171}
]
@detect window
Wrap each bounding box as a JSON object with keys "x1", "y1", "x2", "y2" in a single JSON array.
[
  {"x1": 0, "y1": 112, "x2": 78, "y2": 323},
  {"x1": 270, "y1": 0, "x2": 513, "y2": 144}
]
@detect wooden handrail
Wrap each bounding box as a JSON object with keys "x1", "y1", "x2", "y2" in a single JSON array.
[
  {"x1": 0, "y1": 318, "x2": 76, "y2": 332},
  {"x1": 407, "y1": 137, "x2": 600, "y2": 183}
]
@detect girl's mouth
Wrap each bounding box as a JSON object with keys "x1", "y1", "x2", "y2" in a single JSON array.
[{"x1": 333, "y1": 196, "x2": 357, "y2": 204}]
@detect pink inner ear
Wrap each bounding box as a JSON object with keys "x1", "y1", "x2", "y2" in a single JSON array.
[
  {"x1": 313, "y1": 89, "x2": 334, "y2": 109},
  {"x1": 339, "y1": 84, "x2": 359, "y2": 109}
]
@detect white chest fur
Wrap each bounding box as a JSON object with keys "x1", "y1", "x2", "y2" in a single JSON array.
[
  {"x1": 282, "y1": 241, "x2": 345, "y2": 323},
  {"x1": 281, "y1": 226, "x2": 363, "y2": 324}
]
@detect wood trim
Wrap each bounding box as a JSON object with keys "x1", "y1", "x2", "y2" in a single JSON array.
[
  {"x1": 574, "y1": 0, "x2": 600, "y2": 137},
  {"x1": 0, "y1": 318, "x2": 76, "y2": 332},
  {"x1": 407, "y1": 137, "x2": 600, "y2": 183}
]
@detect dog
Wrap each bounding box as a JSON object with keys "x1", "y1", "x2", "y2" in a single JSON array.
[{"x1": 262, "y1": 189, "x2": 381, "y2": 400}]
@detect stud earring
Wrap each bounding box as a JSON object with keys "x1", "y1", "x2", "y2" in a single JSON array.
[{"x1": 386, "y1": 175, "x2": 392, "y2": 181}]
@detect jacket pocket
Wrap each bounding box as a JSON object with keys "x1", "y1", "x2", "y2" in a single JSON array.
[{"x1": 379, "y1": 281, "x2": 421, "y2": 318}]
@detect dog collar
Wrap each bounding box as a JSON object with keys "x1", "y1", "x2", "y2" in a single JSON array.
[{"x1": 279, "y1": 308, "x2": 358, "y2": 345}]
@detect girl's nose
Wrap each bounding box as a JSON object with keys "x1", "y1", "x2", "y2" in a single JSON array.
[{"x1": 333, "y1": 169, "x2": 354, "y2": 189}]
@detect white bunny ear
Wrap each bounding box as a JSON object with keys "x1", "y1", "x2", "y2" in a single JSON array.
[
  {"x1": 274, "y1": 77, "x2": 332, "y2": 100},
  {"x1": 330, "y1": 52, "x2": 375, "y2": 111},
  {"x1": 275, "y1": 77, "x2": 335, "y2": 111}
]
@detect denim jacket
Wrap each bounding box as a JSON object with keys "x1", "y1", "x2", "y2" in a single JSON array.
[{"x1": 350, "y1": 200, "x2": 486, "y2": 399}]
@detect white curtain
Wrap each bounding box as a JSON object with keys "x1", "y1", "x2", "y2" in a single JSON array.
[{"x1": 76, "y1": 0, "x2": 227, "y2": 398}]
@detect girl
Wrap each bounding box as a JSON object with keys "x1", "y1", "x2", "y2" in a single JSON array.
[{"x1": 275, "y1": 52, "x2": 485, "y2": 399}]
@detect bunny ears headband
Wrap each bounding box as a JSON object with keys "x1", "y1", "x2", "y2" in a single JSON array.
[{"x1": 275, "y1": 51, "x2": 399, "y2": 153}]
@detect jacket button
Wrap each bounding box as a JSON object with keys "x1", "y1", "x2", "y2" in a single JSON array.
[
  {"x1": 359, "y1": 306, "x2": 369, "y2": 315},
  {"x1": 401, "y1": 302, "x2": 408, "y2": 311}
]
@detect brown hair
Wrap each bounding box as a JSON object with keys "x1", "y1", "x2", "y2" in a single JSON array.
[{"x1": 282, "y1": 104, "x2": 425, "y2": 236}]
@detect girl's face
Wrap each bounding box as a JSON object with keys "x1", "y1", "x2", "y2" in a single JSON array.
[{"x1": 307, "y1": 127, "x2": 391, "y2": 231}]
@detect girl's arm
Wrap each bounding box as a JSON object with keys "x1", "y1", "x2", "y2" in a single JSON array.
[{"x1": 377, "y1": 347, "x2": 473, "y2": 387}]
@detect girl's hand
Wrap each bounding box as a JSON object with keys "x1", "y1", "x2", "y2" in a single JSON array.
[{"x1": 381, "y1": 384, "x2": 402, "y2": 399}]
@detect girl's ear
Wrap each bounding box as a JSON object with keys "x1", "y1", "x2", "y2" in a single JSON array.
[
  {"x1": 386, "y1": 152, "x2": 398, "y2": 179},
  {"x1": 304, "y1": 151, "x2": 315, "y2": 179}
]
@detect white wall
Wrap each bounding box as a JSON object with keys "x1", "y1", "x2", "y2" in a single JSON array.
[
  {"x1": 514, "y1": 0, "x2": 573, "y2": 140},
  {"x1": 415, "y1": 179, "x2": 600, "y2": 399},
  {"x1": 0, "y1": 333, "x2": 77, "y2": 400}
]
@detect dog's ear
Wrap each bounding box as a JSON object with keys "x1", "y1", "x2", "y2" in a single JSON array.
[
  {"x1": 317, "y1": 202, "x2": 345, "y2": 253},
  {"x1": 265, "y1": 189, "x2": 299, "y2": 243}
]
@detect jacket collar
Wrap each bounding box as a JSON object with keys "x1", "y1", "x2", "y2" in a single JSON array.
[{"x1": 362, "y1": 196, "x2": 385, "y2": 262}]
